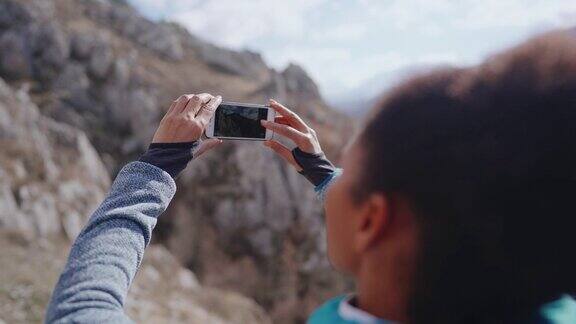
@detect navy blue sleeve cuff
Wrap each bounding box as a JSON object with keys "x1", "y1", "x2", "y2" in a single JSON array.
[
  {"x1": 139, "y1": 142, "x2": 199, "y2": 179},
  {"x1": 292, "y1": 148, "x2": 337, "y2": 187}
]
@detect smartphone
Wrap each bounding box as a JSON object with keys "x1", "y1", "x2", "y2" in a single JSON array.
[{"x1": 205, "y1": 101, "x2": 275, "y2": 141}]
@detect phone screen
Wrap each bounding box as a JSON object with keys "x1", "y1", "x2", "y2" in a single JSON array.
[{"x1": 214, "y1": 104, "x2": 269, "y2": 138}]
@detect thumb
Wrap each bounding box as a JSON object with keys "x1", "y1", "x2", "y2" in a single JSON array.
[{"x1": 193, "y1": 139, "x2": 223, "y2": 158}]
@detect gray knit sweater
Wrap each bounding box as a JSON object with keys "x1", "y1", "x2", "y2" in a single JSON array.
[{"x1": 45, "y1": 161, "x2": 340, "y2": 323}]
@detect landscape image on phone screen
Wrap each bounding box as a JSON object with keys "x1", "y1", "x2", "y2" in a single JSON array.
[{"x1": 214, "y1": 105, "x2": 268, "y2": 138}]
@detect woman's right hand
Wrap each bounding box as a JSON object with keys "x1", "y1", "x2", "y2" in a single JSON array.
[{"x1": 261, "y1": 99, "x2": 323, "y2": 172}]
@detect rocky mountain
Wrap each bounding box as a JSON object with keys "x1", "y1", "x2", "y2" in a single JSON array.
[
  {"x1": 0, "y1": 75, "x2": 270, "y2": 323},
  {"x1": 0, "y1": 0, "x2": 354, "y2": 323}
]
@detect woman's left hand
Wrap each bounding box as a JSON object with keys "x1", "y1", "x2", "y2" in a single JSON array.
[
  {"x1": 152, "y1": 93, "x2": 222, "y2": 157},
  {"x1": 261, "y1": 99, "x2": 324, "y2": 171}
]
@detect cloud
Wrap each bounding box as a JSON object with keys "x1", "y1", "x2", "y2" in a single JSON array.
[
  {"x1": 130, "y1": 0, "x2": 329, "y2": 48},
  {"x1": 358, "y1": 0, "x2": 576, "y2": 32},
  {"x1": 310, "y1": 23, "x2": 369, "y2": 42}
]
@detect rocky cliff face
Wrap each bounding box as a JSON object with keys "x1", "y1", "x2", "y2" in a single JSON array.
[
  {"x1": 0, "y1": 76, "x2": 270, "y2": 323},
  {"x1": 0, "y1": 0, "x2": 354, "y2": 322},
  {"x1": 0, "y1": 77, "x2": 109, "y2": 241}
]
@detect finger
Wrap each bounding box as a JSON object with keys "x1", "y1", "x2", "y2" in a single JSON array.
[
  {"x1": 194, "y1": 93, "x2": 215, "y2": 116},
  {"x1": 176, "y1": 94, "x2": 194, "y2": 113},
  {"x1": 264, "y1": 140, "x2": 302, "y2": 171},
  {"x1": 197, "y1": 93, "x2": 214, "y2": 105},
  {"x1": 196, "y1": 95, "x2": 222, "y2": 127},
  {"x1": 193, "y1": 139, "x2": 223, "y2": 158},
  {"x1": 261, "y1": 120, "x2": 307, "y2": 145},
  {"x1": 183, "y1": 95, "x2": 203, "y2": 116},
  {"x1": 269, "y1": 99, "x2": 308, "y2": 131},
  {"x1": 275, "y1": 116, "x2": 291, "y2": 126},
  {"x1": 171, "y1": 95, "x2": 191, "y2": 114},
  {"x1": 166, "y1": 98, "x2": 179, "y2": 115}
]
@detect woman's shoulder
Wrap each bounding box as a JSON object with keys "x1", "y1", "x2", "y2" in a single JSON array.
[
  {"x1": 537, "y1": 295, "x2": 576, "y2": 324},
  {"x1": 307, "y1": 295, "x2": 351, "y2": 324}
]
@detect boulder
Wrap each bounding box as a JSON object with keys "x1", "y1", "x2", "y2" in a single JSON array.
[
  {"x1": 0, "y1": 1, "x2": 35, "y2": 28},
  {"x1": 53, "y1": 63, "x2": 90, "y2": 91},
  {"x1": 88, "y1": 43, "x2": 114, "y2": 79},
  {"x1": 0, "y1": 181, "x2": 28, "y2": 234},
  {"x1": 0, "y1": 30, "x2": 32, "y2": 80},
  {"x1": 29, "y1": 22, "x2": 70, "y2": 81}
]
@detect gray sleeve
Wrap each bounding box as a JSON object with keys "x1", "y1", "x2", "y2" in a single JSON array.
[{"x1": 45, "y1": 161, "x2": 176, "y2": 324}]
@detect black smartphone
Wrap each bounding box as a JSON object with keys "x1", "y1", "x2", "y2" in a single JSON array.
[{"x1": 205, "y1": 102, "x2": 275, "y2": 140}]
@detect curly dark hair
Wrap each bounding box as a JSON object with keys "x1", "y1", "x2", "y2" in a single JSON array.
[{"x1": 359, "y1": 30, "x2": 576, "y2": 323}]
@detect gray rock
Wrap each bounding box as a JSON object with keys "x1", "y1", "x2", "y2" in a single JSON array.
[
  {"x1": 194, "y1": 43, "x2": 270, "y2": 80},
  {"x1": 137, "y1": 23, "x2": 184, "y2": 61},
  {"x1": 0, "y1": 76, "x2": 110, "y2": 239},
  {"x1": 0, "y1": 101, "x2": 12, "y2": 131},
  {"x1": 0, "y1": 183, "x2": 24, "y2": 230},
  {"x1": 53, "y1": 63, "x2": 90, "y2": 91},
  {"x1": 18, "y1": 184, "x2": 60, "y2": 236},
  {"x1": 256, "y1": 71, "x2": 288, "y2": 101},
  {"x1": 282, "y1": 63, "x2": 321, "y2": 98},
  {"x1": 248, "y1": 228, "x2": 274, "y2": 257},
  {"x1": 70, "y1": 33, "x2": 95, "y2": 60},
  {"x1": 62, "y1": 209, "x2": 83, "y2": 240},
  {"x1": 111, "y1": 58, "x2": 132, "y2": 86},
  {"x1": 0, "y1": 30, "x2": 33, "y2": 80},
  {"x1": 100, "y1": 84, "x2": 158, "y2": 147},
  {"x1": 29, "y1": 22, "x2": 70, "y2": 81},
  {"x1": 177, "y1": 269, "x2": 200, "y2": 290},
  {"x1": 88, "y1": 44, "x2": 114, "y2": 79},
  {"x1": 0, "y1": 0, "x2": 35, "y2": 28},
  {"x1": 11, "y1": 160, "x2": 28, "y2": 181},
  {"x1": 82, "y1": 0, "x2": 184, "y2": 61},
  {"x1": 76, "y1": 133, "x2": 111, "y2": 188},
  {"x1": 31, "y1": 123, "x2": 61, "y2": 182}
]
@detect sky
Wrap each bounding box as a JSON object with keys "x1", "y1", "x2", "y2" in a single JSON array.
[{"x1": 127, "y1": 0, "x2": 576, "y2": 101}]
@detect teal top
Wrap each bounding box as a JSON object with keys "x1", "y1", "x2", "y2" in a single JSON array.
[
  {"x1": 538, "y1": 295, "x2": 576, "y2": 324},
  {"x1": 308, "y1": 295, "x2": 391, "y2": 324},
  {"x1": 308, "y1": 295, "x2": 576, "y2": 324}
]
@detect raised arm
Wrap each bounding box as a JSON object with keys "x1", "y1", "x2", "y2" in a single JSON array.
[
  {"x1": 261, "y1": 99, "x2": 341, "y2": 200},
  {"x1": 45, "y1": 94, "x2": 222, "y2": 323}
]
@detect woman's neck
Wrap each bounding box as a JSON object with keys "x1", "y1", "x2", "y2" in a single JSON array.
[
  {"x1": 357, "y1": 266, "x2": 408, "y2": 322},
  {"x1": 356, "y1": 245, "x2": 416, "y2": 322}
]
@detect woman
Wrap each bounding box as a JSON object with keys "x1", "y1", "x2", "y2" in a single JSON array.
[{"x1": 46, "y1": 31, "x2": 576, "y2": 323}]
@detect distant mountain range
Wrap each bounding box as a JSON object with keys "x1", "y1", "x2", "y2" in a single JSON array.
[
  {"x1": 328, "y1": 64, "x2": 449, "y2": 117},
  {"x1": 331, "y1": 26, "x2": 576, "y2": 117}
]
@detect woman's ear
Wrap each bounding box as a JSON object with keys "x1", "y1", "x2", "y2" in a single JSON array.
[{"x1": 353, "y1": 193, "x2": 390, "y2": 253}]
